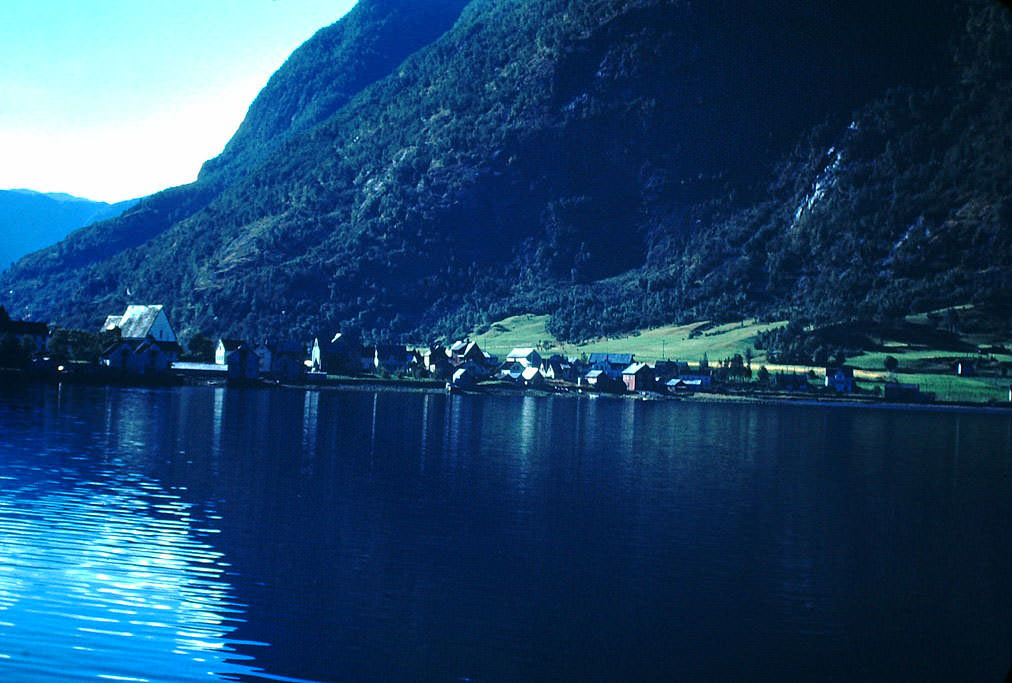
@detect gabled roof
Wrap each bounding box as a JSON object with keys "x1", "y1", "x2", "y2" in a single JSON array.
[
  {"x1": 585, "y1": 369, "x2": 605, "y2": 378},
  {"x1": 507, "y1": 347, "x2": 538, "y2": 358},
  {"x1": 521, "y1": 366, "x2": 543, "y2": 381},
  {"x1": 114, "y1": 305, "x2": 168, "y2": 340},
  {"x1": 450, "y1": 340, "x2": 469, "y2": 352},
  {"x1": 622, "y1": 362, "x2": 651, "y2": 375}
]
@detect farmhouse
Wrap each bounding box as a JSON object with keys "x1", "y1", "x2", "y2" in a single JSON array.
[
  {"x1": 622, "y1": 363, "x2": 655, "y2": 392},
  {"x1": 0, "y1": 307, "x2": 48, "y2": 353},
  {"x1": 506, "y1": 347, "x2": 542, "y2": 368},
  {"x1": 824, "y1": 366, "x2": 855, "y2": 393}
]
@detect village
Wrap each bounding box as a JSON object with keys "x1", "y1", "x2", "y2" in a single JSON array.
[{"x1": 2, "y1": 302, "x2": 986, "y2": 405}]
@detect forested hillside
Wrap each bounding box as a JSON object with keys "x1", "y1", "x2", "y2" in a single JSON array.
[
  {"x1": 2, "y1": 0, "x2": 1008, "y2": 346},
  {"x1": 0, "y1": 190, "x2": 135, "y2": 271}
]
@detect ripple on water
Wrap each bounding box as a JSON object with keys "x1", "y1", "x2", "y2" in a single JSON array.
[{"x1": 0, "y1": 476, "x2": 273, "y2": 682}]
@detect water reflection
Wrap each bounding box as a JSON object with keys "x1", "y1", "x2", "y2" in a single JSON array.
[
  {"x1": 0, "y1": 387, "x2": 296, "y2": 683},
  {"x1": 1, "y1": 385, "x2": 1009, "y2": 682}
]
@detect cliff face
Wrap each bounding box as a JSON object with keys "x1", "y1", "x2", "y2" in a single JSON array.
[{"x1": 3, "y1": 0, "x2": 1008, "y2": 343}]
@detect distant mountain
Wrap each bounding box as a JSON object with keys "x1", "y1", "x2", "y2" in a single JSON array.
[
  {"x1": 0, "y1": 190, "x2": 136, "y2": 271},
  {"x1": 1, "y1": 0, "x2": 1009, "y2": 344}
]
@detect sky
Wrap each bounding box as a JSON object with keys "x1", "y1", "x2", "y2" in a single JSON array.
[{"x1": 0, "y1": 1, "x2": 357, "y2": 203}]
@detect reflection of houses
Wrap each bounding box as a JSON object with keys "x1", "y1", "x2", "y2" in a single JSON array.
[
  {"x1": 102, "y1": 304, "x2": 176, "y2": 343},
  {"x1": 622, "y1": 363, "x2": 655, "y2": 392},
  {"x1": 0, "y1": 307, "x2": 48, "y2": 353},
  {"x1": 824, "y1": 366, "x2": 855, "y2": 392}
]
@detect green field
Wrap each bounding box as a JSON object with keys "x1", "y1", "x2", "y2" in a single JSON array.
[
  {"x1": 472, "y1": 314, "x2": 785, "y2": 364},
  {"x1": 469, "y1": 311, "x2": 1012, "y2": 404}
]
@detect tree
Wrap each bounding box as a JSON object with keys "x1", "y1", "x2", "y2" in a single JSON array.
[
  {"x1": 884, "y1": 355, "x2": 899, "y2": 373},
  {"x1": 0, "y1": 333, "x2": 30, "y2": 369},
  {"x1": 186, "y1": 334, "x2": 215, "y2": 362},
  {"x1": 757, "y1": 366, "x2": 770, "y2": 383}
]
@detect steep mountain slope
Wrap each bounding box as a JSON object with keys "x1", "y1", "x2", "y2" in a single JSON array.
[
  {"x1": 0, "y1": 0, "x2": 469, "y2": 319},
  {"x1": 0, "y1": 190, "x2": 135, "y2": 270},
  {"x1": 2, "y1": 0, "x2": 1007, "y2": 345}
]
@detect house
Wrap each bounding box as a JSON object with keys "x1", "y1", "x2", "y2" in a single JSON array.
[
  {"x1": 215, "y1": 339, "x2": 244, "y2": 365},
  {"x1": 521, "y1": 366, "x2": 546, "y2": 387},
  {"x1": 101, "y1": 336, "x2": 180, "y2": 375},
  {"x1": 678, "y1": 371, "x2": 712, "y2": 389},
  {"x1": 449, "y1": 340, "x2": 487, "y2": 367},
  {"x1": 652, "y1": 360, "x2": 687, "y2": 383},
  {"x1": 506, "y1": 347, "x2": 543, "y2": 368},
  {"x1": 501, "y1": 362, "x2": 526, "y2": 382},
  {"x1": 665, "y1": 378, "x2": 699, "y2": 392},
  {"x1": 451, "y1": 366, "x2": 477, "y2": 389},
  {"x1": 221, "y1": 342, "x2": 260, "y2": 380},
  {"x1": 580, "y1": 369, "x2": 624, "y2": 393},
  {"x1": 824, "y1": 366, "x2": 855, "y2": 393},
  {"x1": 0, "y1": 307, "x2": 48, "y2": 354},
  {"x1": 255, "y1": 340, "x2": 306, "y2": 381},
  {"x1": 775, "y1": 373, "x2": 809, "y2": 392},
  {"x1": 588, "y1": 353, "x2": 634, "y2": 374},
  {"x1": 421, "y1": 345, "x2": 453, "y2": 377},
  {"x1": 102, "y1": 304, "x2": 176, "y2": 343},
  {"x1": 541, "y1": 355, "x2": 575, "y2": 381},
  {"x1": 884, "y1": 383, "x2": 933, "y2": 403},
  {"x1": 374, "y1": 344, "x2": 412, "y2": 374},
  {"x1": 311, "y1": 332, "x2": 360, "y2": 374},
  {"x1": 622, "y1": 363, "x2": 655, "y2": 392}
]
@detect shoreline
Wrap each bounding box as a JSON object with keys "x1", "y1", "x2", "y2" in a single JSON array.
[{"x1": 4, "y1": 369, "x2": 1009, "y2": 415}]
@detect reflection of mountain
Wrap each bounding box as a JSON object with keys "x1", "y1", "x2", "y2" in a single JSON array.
[{"x1": 3, "y1": 385, "x2": 1007, "y2": 680}]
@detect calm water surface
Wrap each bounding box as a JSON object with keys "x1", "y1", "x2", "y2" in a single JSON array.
[{"x1": 0, "y1": 384, "x2": 1009, "y2": 681}]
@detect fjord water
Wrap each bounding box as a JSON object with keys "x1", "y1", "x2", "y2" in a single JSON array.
[{"x1": 0, "y1": 385, "x2": 1009, "y2": 682}]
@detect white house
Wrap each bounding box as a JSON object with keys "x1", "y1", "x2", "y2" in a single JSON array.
[
  {"x1": 506, "y1": 347, "x2": 542, "y2": 368},
  {"x1": 102, "y1": 305, "x2": 176, "y2": 343}
]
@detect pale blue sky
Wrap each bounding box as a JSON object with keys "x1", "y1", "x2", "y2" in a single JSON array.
[{"x1": 0, "y1": 1, "x2": 357, "y2": 202}]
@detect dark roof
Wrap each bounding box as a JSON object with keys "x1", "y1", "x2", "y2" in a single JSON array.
[
  {"x1": 826, "y1": 366, "x2": 854, "y2": 377},
  {"x1": 588, "y1": 353, "x2": 634, "y2": 365},
  {"x1": 219, "y1": 339, "x2": 245, "y2": 352}
]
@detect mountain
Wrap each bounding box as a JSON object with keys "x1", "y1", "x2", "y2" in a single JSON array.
[
  {"x1": 0, "y1": 190, "x2": 136, "y2": 271},
  {"x1": 1, "y1": 0, "x2": 1009, "y2": 344}
]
